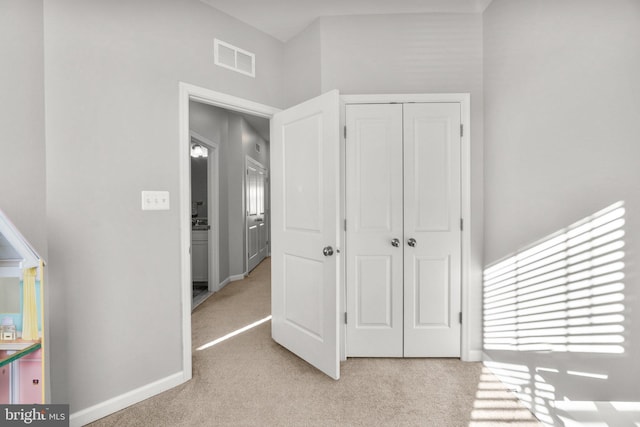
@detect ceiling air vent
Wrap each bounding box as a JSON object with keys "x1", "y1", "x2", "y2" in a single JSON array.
[{"x1": 214, "y1": 39, "x2": 255, "y2": 78}]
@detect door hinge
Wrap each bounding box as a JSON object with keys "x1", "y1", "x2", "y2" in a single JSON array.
[
  {"x1": 459, "y1": 312, "x2": 462, "y2": 324},
  {"x1": 460, "y1": 124, "x2": 464, "y2": 137},
  {"x1": 344, "y1": 219, "x2": 347, "y2": 231},
  {"x1": 344, "y1": 312, "x2": 348, "y2": 324},
  {"x1": 460, "y1": 218, "x2": 464, "y2": 231},
  {"x1": 344, "y1": 126, "x2": 347, "y2": 139}
]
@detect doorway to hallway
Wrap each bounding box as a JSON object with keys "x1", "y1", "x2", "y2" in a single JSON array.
[{"x1": 188, "y1": 100, "x2": 271, "y2": 310}]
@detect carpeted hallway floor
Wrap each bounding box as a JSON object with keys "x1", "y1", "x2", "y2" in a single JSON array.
[{"x1": 90, "y1": 258, "x2": 541, "y2": 426}]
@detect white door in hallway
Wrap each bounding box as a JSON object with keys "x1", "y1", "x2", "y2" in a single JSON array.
[
  {"x1": 345, "y1": 102, "x2": 462, "y2": 357},
  {"x1": 246, "y1": 159, "x2": 267, "y2": 272},
  {"x1": 270, "y1": 90, "x2": 340, "y2": 379}
]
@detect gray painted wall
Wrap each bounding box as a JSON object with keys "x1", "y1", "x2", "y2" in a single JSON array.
[
  {"x1": 484, "y1": 0, "x2": 640, "y2": 421},
  {"x1": 226, "y1": 115, "x2": 245, "y2": 276},
  {"x1": 43, "y1": 0, "x2": 283, "y2": 412},
  {"x1": 282, "y1": 19, "x2": 322, "y2": 107},
  {"x1": 0, "y1": 0, "x2": 46, "y2": 257}
]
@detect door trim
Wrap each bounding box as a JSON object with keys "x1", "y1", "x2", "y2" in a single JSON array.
[
  {"x1": 190, "y1": 131, "x2": 220, "y2": 295},
  {"x1": 179, "y1": 82, "x2": 280, "y2": 382},
  {"x1": 341, "y1": 93, "x2": 475, "y2": 361}
]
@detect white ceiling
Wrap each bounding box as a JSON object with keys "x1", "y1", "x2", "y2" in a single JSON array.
[{"x1": 201, "y1": 0, "x2": 494, "y2": 42}]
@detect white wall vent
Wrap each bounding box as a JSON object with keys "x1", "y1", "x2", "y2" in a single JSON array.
[{"x1": 214, "y1": 39, "x2": 255, "y2": 78}]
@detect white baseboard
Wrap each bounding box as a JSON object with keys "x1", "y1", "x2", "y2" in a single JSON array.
[
  {"x1": 466, "y1": 350, "x2": 483, "y2": 362},
  {"x1": 69, "y1": 371, "x2": 185, "y2": 427},
  {"x1": 217, "y1": 274, "x2": 245, "y2": 292},
  {"x1": 229, "y1": 273, "x2": 245, "y2": 282},
  {"x1": 217, "y1": 277, "x2": 231, "y2": 291}
]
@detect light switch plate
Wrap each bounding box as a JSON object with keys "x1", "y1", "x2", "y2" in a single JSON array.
[{"x1": 141, "y1": 191, "x2": 170, "y2": 211}]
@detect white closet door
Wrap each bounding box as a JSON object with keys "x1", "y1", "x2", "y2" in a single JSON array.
[
  {"x1": 345, "y1": 104, "x2": 404, "y2": 357},
  {"x1": 403, "y1": 103, "x2": 462, "y2": 357}
]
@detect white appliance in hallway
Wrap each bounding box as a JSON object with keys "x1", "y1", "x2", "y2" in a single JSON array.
[
  {"x1": 345, "y1": 102, "x2": 462, "y2": 357},
  {"x1": 246, "y1": 158, "x2": 268, "y2": 272}
]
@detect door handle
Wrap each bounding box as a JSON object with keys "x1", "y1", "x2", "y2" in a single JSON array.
[
  {"x1": 407, "y1": 238, "x2": 417, "y2": 247},
  {"x1": 391, "y1": 238, "x2": 400, "y2": 247},
  {"x1": 323, "y1": 246, "x2": 334, "y2": 257},
  {"x1": 255, "y1": 218, "x2": 263, "y2": 222}
]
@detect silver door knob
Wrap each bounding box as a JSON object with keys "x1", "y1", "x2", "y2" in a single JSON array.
[
  {"x1": 323, "y1": 246, "x2": 334, "y2": 256},
  {"x1": 407, "y1": 238, "x2": 417, "y2": 247},
  {"x1": 391, "y1": 238, "x2": 400, "y2": 247}
]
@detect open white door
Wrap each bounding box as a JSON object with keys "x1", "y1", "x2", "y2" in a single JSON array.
[{"x1": 271, "y1": 90, "x2": 341, "y2": 380}]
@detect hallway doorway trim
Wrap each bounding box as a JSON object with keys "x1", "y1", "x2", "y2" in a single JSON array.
[{"x1": 179, "y1": 82, "x2": 280, "y2": 381}]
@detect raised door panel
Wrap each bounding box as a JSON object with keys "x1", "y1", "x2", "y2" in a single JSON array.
[
  {"x1": 283, "y1": 116, "x2": 322, "y2": 233},
  {"x1": 346, "y1": 103, "x2": 403, "y2": 357},
  {"x1": 248, "y1": 225, "x2": 259, "y2": 257},
  {"x1": 283, "y1": 254, "x2": 324, "y2": 339},
  {"x1": 413, "y1": 256, "x2": 450, "y2": 327},
  {"x1": 403, "y1": 103, "x2": 461, "y2": 357},
  {"x1": 258, "y1": 222, "x2": 267, "y2": 258},
  {"x1": 412, "y1": 118, "x2": 451, "y2": 231}
]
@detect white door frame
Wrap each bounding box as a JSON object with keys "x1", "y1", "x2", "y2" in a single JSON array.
[
  {"x1": 341, "y1": 93, "x2": 475, "y2": 362},
  {"x1": 190, "y1": 130, "x2": 220, "y2": 295},
  {"x1": 179, "y1": 82, "x2": 280, "y2": 381}
]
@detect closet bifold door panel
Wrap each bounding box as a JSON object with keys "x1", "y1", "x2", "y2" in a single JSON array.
[
  {"x1": 403, "y1": 103, "x2": 462, "y2": 357},
  {"x1": 345, "y1": 104, "x2": 404, "y2": 357},
  {"x1": 345, "y1": 102, "x2": 462, "y2": 358}
]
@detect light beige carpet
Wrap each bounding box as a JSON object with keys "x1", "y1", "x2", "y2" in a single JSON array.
[{"x1": 90, "y1": 258, "x2": 541, "y2": 426}]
